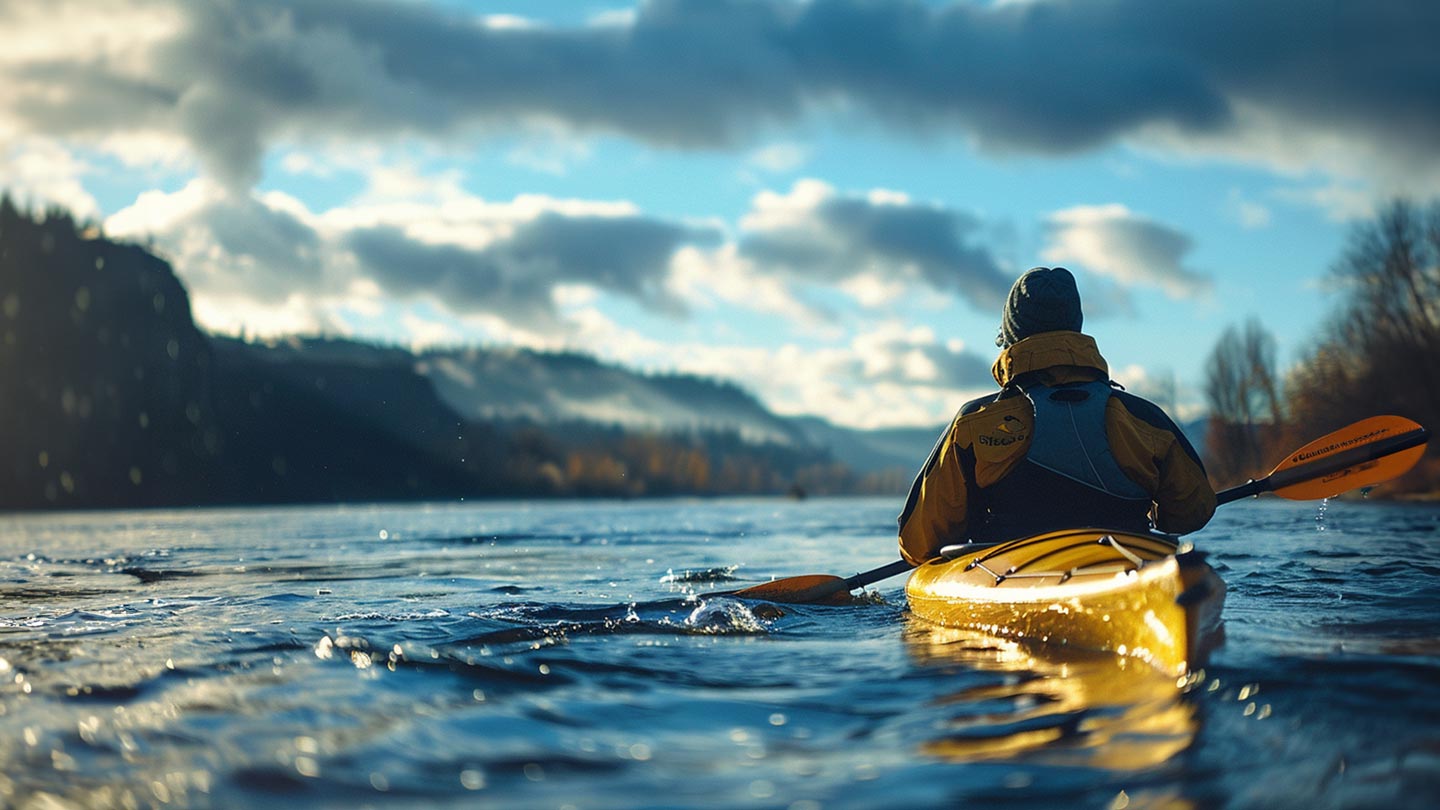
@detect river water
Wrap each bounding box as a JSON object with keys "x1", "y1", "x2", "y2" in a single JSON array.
[{"x1": 1, "y1": 496, "x2": 1438, "y2": 809}]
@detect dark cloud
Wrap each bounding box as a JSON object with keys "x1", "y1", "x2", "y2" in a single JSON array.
[
  {"x1": 740, "y1": 184, "x2": 1012, "y2": 310},
  {"x1": 6, "y1": 0, "x2": 1434, "y2": 187},
  {"x1": 346, "y1": 213, "x2": 717, "y2": 323},
  {"x1": 911, "y1": 343, "x2": 995, "y2": 389}
]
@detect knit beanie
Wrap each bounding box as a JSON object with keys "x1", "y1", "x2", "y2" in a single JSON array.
[{"x1": 996, "y1": 266, "x2": 1084, "y2": 348}]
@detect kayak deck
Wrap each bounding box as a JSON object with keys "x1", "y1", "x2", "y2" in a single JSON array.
[{"x1": 905, "y1": 529, "x2": 1225, "y2": 676}]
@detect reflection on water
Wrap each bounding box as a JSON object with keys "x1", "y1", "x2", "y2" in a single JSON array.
[{"x1": 904, "y1": 620, "x2": 1201, "y2": 773}]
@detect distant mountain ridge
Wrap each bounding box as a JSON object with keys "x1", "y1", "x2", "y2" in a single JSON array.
[
  {"x1": 417, "y1": 346, "x2": 811, "y2": 447},
  {"x1": 236, "y1": 334, "x2": 941, "y2": 476},
  {"x1": 0, "y1": 201, "x2": 930, "y2": 508}
]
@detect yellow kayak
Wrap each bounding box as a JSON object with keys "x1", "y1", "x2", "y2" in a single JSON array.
[{"x1": 905, "y1": 529, "x2": 1224, "y2": 677}]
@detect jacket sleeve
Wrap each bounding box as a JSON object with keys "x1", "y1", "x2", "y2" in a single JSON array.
[
  {"x1": 1152, "y1": 436, "x2": 1217, "y2": 534},
  {"x1": 1108, "y1": 393, "x2": 1216, "y2": 534},
  {"x1": 897, "y1": 427, "x2": 971, "y2": 565}
]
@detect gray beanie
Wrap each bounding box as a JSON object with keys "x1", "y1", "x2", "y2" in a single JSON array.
[{"x1": 996, "y1": 266, "x2": 1084, "y2": 348}]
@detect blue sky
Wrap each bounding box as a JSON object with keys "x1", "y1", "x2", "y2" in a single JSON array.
[{"x1": 3, "y1": 0, "x2": 1436, "y2": 428}]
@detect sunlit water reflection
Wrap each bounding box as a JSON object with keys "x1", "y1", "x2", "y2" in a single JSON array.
[{"x1": 2, "y1": 497, "x2": 1438, "y2": 808}]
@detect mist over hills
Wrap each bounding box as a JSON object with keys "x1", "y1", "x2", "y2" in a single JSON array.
[
  {"x1": 417, "y1": 347, "x2": 805, "y2": 447},
  {"x1": 0, "y1": 201, "x2": 930, "y2": 509}
]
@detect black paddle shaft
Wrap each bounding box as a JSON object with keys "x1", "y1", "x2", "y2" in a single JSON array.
[{"x1": 844, "y1": 559, "x2": 914, "y2": 590}]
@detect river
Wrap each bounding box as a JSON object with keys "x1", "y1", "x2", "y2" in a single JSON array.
[{"x1": 1, "y1": 496, "x2": 1438, "y2": 809}]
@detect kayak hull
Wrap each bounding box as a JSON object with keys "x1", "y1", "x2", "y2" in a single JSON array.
[{"x1": 905, "y1": 529, "x2": 1224, "y2": 677}]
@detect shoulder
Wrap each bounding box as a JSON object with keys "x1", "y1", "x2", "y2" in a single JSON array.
[
  {"x1": 1109, "y1": 390, "x2": 1177, "y2": 430},
  {"x1": 958, "y1": 391, "x2": 999, "y2": 417},
  {"x1": 1108, "y1": 390, "x2": 1204, "y2": 466}
]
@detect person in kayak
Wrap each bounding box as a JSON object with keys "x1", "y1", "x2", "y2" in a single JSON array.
[{"x1": 897, "y1": 266, "x2": 1215, "y2": 565}]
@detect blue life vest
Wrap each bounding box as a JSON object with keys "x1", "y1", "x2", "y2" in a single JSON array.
[{"x1": 971, "y1": 380, "x2": 1153, "y2": 542}]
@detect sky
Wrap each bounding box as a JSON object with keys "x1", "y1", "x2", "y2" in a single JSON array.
[{"x1": 2, "y1": 0, "x2": 1437, "y2": 430}]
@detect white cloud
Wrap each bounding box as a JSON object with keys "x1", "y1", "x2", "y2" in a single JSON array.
[
  {"x1": 1274, "y1": 183, "x2": 1377, "y2": 223},
  {"x1": 191, "y1": 292, "x2": 332, "y2": 339},
  {"x1": 0, "y1": 138, "x2": 98, "y2": 219},
  {"x1": 745, "y1": 142, "x2": 810, "y2": 174},
  {"x1": 1226, "y1": 189, "x2": 1272, "y2": 229},
  {"x1": 505, "y1": 131, "x2": 594, "y2": 176},
  {"x1": 667, "y1": 243, "x2": 829, "y2": 329},
  {"x1": 560, "y1": 311, "x2": 993, "y2": 428},
  {"x1": 400, "y1": 311, "x2": 463, "y2": 350},
  {"x1": 1043, "y1": 204, "x2": 1214, "y2": 300},
  {"x1": 103, "y1": 175, "x2": 725, "y2": 339}
]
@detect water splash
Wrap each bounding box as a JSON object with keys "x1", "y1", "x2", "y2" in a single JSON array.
[
  {"x1": 1315, "y1": 497, "x2": 1329, "y2": 532},
  {"x1": 660, "y1": 566, "x2": 739, "y2": 585},
  {"x1": 683, "y1": 598, "x2": 768, "y2": 633}
]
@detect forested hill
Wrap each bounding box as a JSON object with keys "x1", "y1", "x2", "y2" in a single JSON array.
[{"x1": 0, "y1": 201, "x2": 928, "y2": 510}]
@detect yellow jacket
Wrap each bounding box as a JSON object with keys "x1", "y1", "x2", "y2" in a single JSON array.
[{"x1": 897, "y1": 331, "x2": 1216, "y2": 565}]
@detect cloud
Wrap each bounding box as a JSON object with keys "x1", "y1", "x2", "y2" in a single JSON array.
[
  {"x1": 105, "y1": 180, "x2": 327, "y2": 301},
  {"x1": 739, "y1": 180, "x2": 1012, "y2": 311},
  {"x1": 570, "y1": 312, "x2": 995, "y2": 429},
  {"x1": 1042, "y1": 204, "x2": 1214, "y2": 300},
  {"x1": 1226, "y1": 189, "x2": 1272, "y2": 229},
  {"x1": 850, "y1": 324, "x2": 994, "y2": 389},
  {"x1": 347, "y1": 211, "x2": 718, "y2": 327},
  {"x1": 0, "y1": 138, "x2": 99, "y2": 218},
  {"x1": 745, "y1": 142, "x2": 810, "y2": 174},
  {"x1": 1274, "y1": 182, "x2": 1378, "y2": 223},
  {"x1": 668, "y1": 243, "x2": 831, "y2": 330},
  {"x1": 105, "y1": 177, "x2": 722, "y2": 333},
  {"x1": 3, "y1": 0, "x2": 1433, "y2": 192}
]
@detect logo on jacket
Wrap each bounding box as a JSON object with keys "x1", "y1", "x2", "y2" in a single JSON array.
[{"x1": 979, "y1": 416, "x2": 1026, "y2": 447}]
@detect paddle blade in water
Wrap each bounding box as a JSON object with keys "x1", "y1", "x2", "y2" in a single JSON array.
[
  {"x1": 728, "y1": 575, "x2": 852, "y2": 605},
  {"x1": 1269, "y1": 415, "x2": 1428, "y2": 500}
]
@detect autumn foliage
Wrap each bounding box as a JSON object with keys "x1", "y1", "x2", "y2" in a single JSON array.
[{"x1": 1205, "y1": 200, "x2": 1440, "y2": 496}]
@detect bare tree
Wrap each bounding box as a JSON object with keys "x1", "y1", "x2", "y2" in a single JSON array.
[
  {"x1": 1286, "y1": 198, "x2": 1440, "y2": 494},
  {"x1": 1204, "y1": 318, "x2": 1283, "y2": 485}
]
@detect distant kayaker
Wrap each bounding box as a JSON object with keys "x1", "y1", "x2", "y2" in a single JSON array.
[{"x1": 897, "y1": 266, "x2": 1216, "y2": 565}]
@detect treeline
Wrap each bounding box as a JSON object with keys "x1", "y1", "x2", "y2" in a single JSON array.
[
  {"x1": 1204, "y1": 199, "x2": 1440, "y2": 496},
  {"x1": 0, "y1": 199, "x2": 893, "y2": 510}
]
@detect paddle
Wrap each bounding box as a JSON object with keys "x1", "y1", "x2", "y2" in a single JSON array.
[
  {"x1": 1215, "y1": 415, "x2": 1427, "y2": 504},
  {"x1": 721, "y1": 415, "x2": 1429, "y2": 606}
]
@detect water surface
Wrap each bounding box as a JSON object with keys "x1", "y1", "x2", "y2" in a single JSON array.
[{"x1": 2, "y1": 497, "x2": 1438, "y2": 809}]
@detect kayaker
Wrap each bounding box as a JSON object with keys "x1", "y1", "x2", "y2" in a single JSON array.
[{"x1": 897, "y1": 266, "x2": 1215, "y2": 565}]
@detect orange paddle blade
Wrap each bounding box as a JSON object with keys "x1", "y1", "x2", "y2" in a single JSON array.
[
  {"x1": 1269, "y1": 415, "x2": 1428, "y2": 500},
  {"x1": 727, "y1": 575, "x2": 853, "y2": 605}
]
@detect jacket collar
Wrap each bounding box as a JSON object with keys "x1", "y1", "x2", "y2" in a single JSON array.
[{"x1": 991, "y1": 331, "x2": 1110, "y2": 388}]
